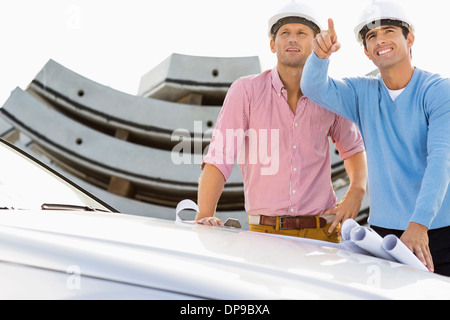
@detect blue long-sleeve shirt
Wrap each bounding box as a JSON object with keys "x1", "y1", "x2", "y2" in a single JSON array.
[{"x1": 301, "y1": 53, "x2": 450, "y2": 230}]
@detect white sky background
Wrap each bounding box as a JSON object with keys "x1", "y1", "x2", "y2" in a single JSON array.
[{"x1": 0, "y1": 0, "x2": 448, "y2": 105}]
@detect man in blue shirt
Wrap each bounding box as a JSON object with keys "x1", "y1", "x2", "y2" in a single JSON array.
[{"x1": 301, "y1": 1, "x2": 450, "y2": 276}]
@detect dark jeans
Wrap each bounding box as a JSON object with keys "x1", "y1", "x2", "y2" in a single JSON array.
[{"x1": 371, "y1": 225, "x2": 450, "y2": 277}]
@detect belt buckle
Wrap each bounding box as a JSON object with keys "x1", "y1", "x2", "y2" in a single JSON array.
[{"x1": 279, "y1": 215, "x2": 293, "y2": 230}]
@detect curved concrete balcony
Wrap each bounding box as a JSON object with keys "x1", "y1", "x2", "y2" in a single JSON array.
[
  {"x1": 28, "y1": 59, "x2": 222, "y2": 150},
  {"x1": 138, "y1": 53, "x2": 261, "y2": 106},
  {"x1": 1, "y1": 88, "x2": 244, "y2": 209}
]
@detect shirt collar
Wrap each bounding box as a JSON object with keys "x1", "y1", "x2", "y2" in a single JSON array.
[
  {"x1": 271, "y1": 67, "x2": 309, "y2": 101},
  {"x1": 271, "y1": 67, "x2": 285, "y2": 95}
]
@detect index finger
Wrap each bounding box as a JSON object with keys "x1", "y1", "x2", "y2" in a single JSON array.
[{"x1": 328, "y1": 18, "x2": 337, "y2": 40}]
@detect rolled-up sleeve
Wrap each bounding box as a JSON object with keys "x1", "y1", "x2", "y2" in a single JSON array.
[
  {"x1": 329, "y1": 115, "x2": 365, "y2": 160},
  {"x1": 202, "y1": 79, "x2": 249, "y2": 181}
]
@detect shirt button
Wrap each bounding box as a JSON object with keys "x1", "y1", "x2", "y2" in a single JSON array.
[
  {"x1": 295, "y1": 123, "x2": 298, "y2": 127},
  {"x1": 292, "y1": 190, "x2": 296, "y2": 194},
  {"x1": 293, "y1": 168, "x2": 297, "y2": 171},
  {"x1": 293, "y1": 145, "x2": 297, "y2": 149},
  {"x1": 291, "y1": 208, "x2": 295, "y2": 212}
]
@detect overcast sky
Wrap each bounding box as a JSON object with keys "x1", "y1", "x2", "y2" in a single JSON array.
[{"x1": 0, "y1": 0, "x2": 448, "y2": 105}]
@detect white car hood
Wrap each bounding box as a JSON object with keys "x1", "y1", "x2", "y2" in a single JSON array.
[{"x1": 0, "y1": 210, "x2": 449, "y2": 299}]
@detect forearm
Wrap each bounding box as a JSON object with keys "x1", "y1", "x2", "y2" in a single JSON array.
[
  {"x1": 302, "y1": 54, "x2": 359, "y2": 123},
  {"x1": 325, "y1": 151, "x2": 367, "y2": 232},
  {"x1": 301, "y1": 53, "x2": 331, "y2": 103},
  {"x1": 414, "y1": 115, "x2": 450, "y2": 228},
  {"x1": 343, "y1": 151, "x2": 367, "y2": 199},
  {"x1": 196, "y1": 164, "x2": 226, "y2": 221},
  {"x1": 338, "y1": 151, "x2": 367, "y2": 220}
]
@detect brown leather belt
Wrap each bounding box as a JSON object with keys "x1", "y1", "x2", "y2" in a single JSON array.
[{"x1": 259, "y1": 215, "x2": 326, "y2": 230}]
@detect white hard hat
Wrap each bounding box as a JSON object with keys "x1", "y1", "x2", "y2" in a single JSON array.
[
  {"x1": 354, "y1": 1, "x2": 415, "y2": 45},
  {"x1": 268, "y1": 1, "x2": 322, "y2": 38}
]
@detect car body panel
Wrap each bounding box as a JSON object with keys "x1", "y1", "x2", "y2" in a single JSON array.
[
  {"x1": 0, "y1": 209, "x2": 449, "y2": 299},
  {"x1": 0, "y1": 139, "x2": 449, "y2": 300}
]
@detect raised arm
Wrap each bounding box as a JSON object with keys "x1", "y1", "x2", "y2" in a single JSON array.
[{"x1": 301, "y1": 19, "x2": 361, "y2": 124}]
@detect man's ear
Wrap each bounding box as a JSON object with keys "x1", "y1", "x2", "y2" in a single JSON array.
[
  {"x1": 270, "y1": 38, "x2": 276, "y2": 53},
  {"x1": 364, "y1": 47, "x2": 372, "y2": 61},
  {"x1": 407, "y1": 32, "x2": 415, "y2": 49}
]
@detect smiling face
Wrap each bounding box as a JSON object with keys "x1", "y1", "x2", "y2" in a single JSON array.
[
  {"x1": 363, "y1": 25, "x2": 415, "y2": 71},
  {"x1": 270, "y1": 23, "x2": 315, "y2": 69}
]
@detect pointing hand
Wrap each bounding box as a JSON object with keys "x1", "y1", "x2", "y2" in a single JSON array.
[{"x1": 313, "y1": 18, "x2": 341, "y2": 59}]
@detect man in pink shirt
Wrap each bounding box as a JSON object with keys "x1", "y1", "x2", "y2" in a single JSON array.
[{"x1": 195, "y1": 2, "x2": 367, "y2": 243}]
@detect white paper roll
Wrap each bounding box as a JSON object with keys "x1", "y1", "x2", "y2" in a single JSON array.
[
  {"x1": 350, "y1": 226, "x2": 396, "y2": 261},
  {"x1": 382, "y1": 235, "x2": 429, "y2": 272},
  {"x1": 341, "y1": 219, "x2": 360, "y2": 241},
  {"x1": 175, "y1": 199, "x2": 198, "y2": 224}
]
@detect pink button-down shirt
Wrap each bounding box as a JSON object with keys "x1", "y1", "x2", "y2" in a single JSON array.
[{"x1": 203, "y1": 68, "x2": 364, "y2": 217}]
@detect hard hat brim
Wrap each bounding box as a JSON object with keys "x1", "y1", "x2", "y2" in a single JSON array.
[
  {"x1": 354, "y1": 17, "x2": 415, "y2": 44},
  {"x1": 268, "y1": 12, "x2": 322, "y2": 38}
]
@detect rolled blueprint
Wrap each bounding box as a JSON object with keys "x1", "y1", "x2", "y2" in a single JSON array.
[
  {"x1": 175, "y1": 199, "x2": 198, "y2": 224},
  {"x1": 339, "y1": 219, "x2": 372, "y2": 255},
  {"x1": 382, "y1": 235, "x2": 429, "y2": 272},
  {"x1": 329, "y1": 219, "x2": 429, "y2": 271},
  {"x1": 350, "y1": 226, "x2": 396, "y2": 261},
  {"x1": 341, "y1": 218, "x2": 360, "y2": 241}
]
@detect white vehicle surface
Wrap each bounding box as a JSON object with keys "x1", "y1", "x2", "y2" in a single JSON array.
[{"x1": 0, "y1": 138, "x2": 449, "y2": 300}]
